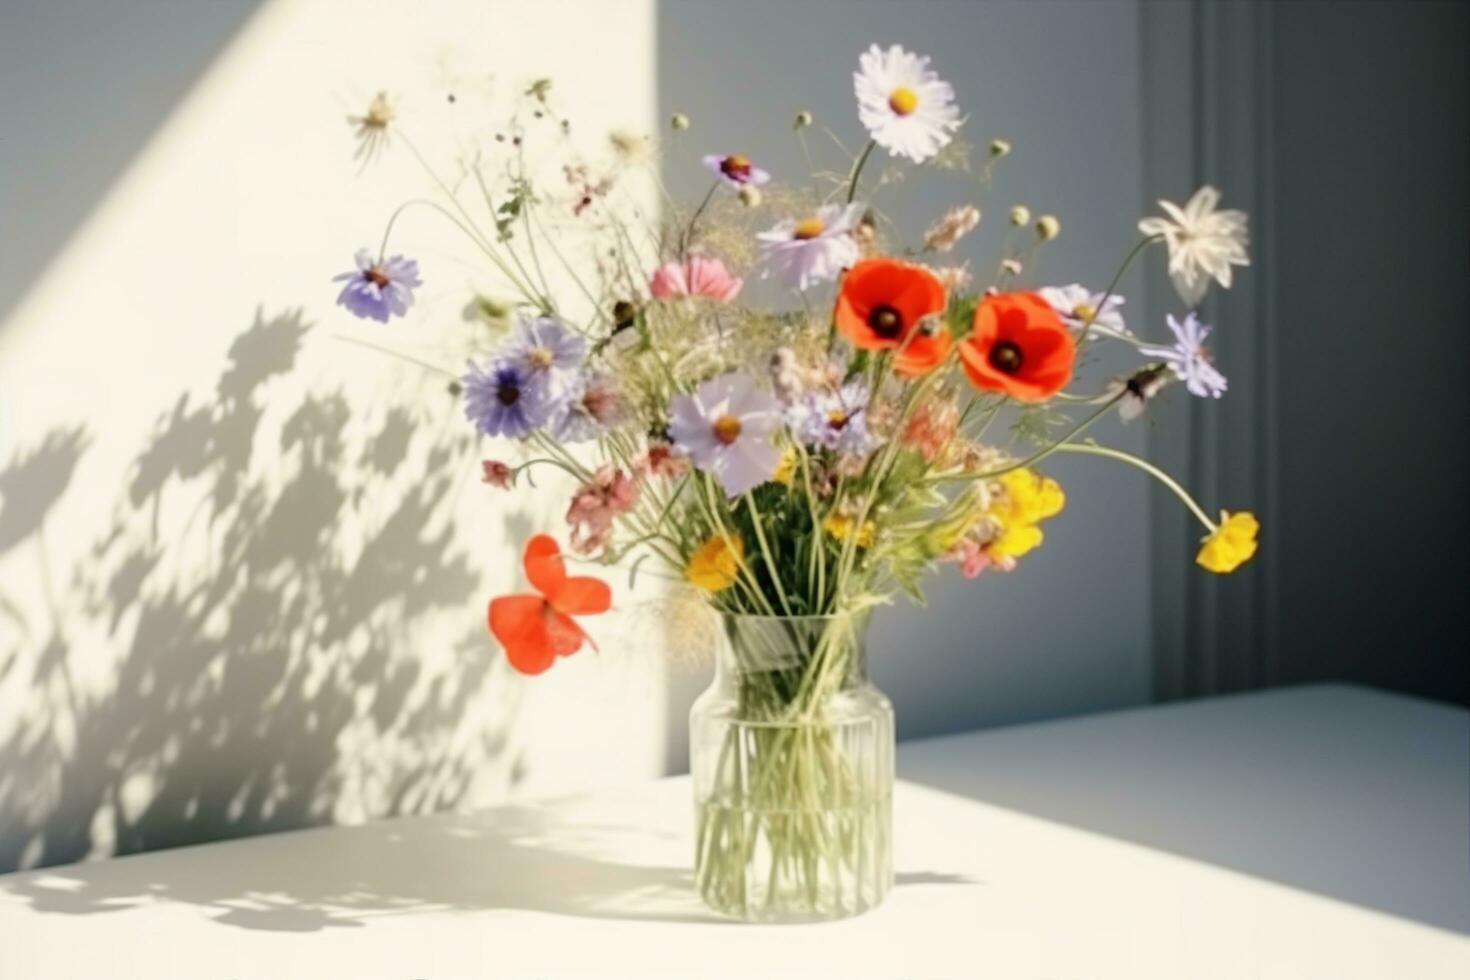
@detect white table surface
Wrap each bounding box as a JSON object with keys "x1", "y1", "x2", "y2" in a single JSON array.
[{"x1": 1, "y1": 684, "x2": 1466, "y2": 979}]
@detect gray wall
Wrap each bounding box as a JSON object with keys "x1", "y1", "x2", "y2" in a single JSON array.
[
  {"x1": 1269, "y1": 0, "x2": 1467, "y2": 703},
  {"x1": 657, "y1": 0, "x2": 1155, "y2": 746},
  {"x1": 1142, "y1": 0, "x2": 1469, "y2": 708}
]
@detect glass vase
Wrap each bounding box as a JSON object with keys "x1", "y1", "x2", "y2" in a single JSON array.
[{"x1": 689, "y1": 611, "x2": 894, "y2": 922}]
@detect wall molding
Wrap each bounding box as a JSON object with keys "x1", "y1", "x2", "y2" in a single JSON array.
[{"x1": 1141, "y1": 0, "x2": 1281, "y2": 700}]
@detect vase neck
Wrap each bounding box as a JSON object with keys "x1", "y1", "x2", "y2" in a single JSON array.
[{"x1": 713, "y1": 611, "x2": 871, "y2": 692}]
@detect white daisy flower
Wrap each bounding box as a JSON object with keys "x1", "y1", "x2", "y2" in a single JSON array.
[
  {"x1": 1137, "y1": 185, "x2": 1250, "y2": 308},
  {"x1": 756, "y1": 203, "x2": 865, "y2": 291},
  {"x1": 1039, "y1": 284, "x2": 1131, "y2": 337},
  {"x1": 853, "y1": 44, "x2": 962, "y2": 163}
]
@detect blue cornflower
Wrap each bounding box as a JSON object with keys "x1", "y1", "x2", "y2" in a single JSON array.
[
  {"x1": 462, "y1": 360, "x2": 554, "y2": 440},
  {"x1": 333, "y1": 249, "x2": 421, "y2": 322}
]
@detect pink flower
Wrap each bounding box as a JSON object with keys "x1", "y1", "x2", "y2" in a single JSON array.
[
  {"x1": 903, "y1": 398, "x2": 960, "y2": 462},
  {"x1": 946, "y1": 538, "x2": 1016, "y2": 579},
  {"x1": 639, "y1": 440, "x2": 689, "y2": 479},
  {"x1": 648, "y1": 256, "x2": 743, "y2": 303},
  {"x1": 566, "y1": 465, "x2": 641, "y2": 554},
  {"x1": 482, "y1": 460, "x2": 514, "y2": 488}
]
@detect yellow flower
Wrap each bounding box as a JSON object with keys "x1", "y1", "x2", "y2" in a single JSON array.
[
  {"x1": 686, "y1": 534, "x2": 744, "y2": 591},
  {"x1": 771, "y1": 447, "x2": 798, "y2": 486},
  {"x1": 824, "y1": 513, "x2": 876, "y2": 549},
  {"x1": 1196, "y1": 511, "x2": 1259, "y2": 574},
  {"x1": 998, "y1": 469, "x2": 1065, "y2": 524},
  {"x1": 980, "y1": 469, "x2": 1064, "y2": 560},
  {"x1": 987, "y1": 521, "x2": 1044, "y2": 560}
]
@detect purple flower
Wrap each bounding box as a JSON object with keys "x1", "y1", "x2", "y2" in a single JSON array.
[
  {"x1": 553, "y1": 371, "x2": 625, "y2": 443},
  {"x1": 1139, "y1": 313, "x2": 1227, "y2": 399},
  {"x1": 668, "y1": 373, "x2": 782, "y2": 498},
  {"x1": 462, "y1": 360, "x2": 555, "y2": 440},
  {"x1": 702, "y1": 153, "x2": 772, "y2": 188},
  {"x1": 792, "y1": 379, "x2": 875, "y2": 456},
  {"x1": 499, "y1": 314, "x2": 587, "y2": 376},
  {"x1": 334, "y1": 249, "x2": 421, "y2": 322}
]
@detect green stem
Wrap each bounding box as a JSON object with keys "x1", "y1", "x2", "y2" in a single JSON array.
[
  {"x1": 680, "y1": 178, "x2": 721, "y2": 259},
  {"x1": 1053, "y1": 443, "x2": 1217, "y2": 531},
  {"x1": 927, "y1": 393, "x2": 1126, "y2": 485},
  {"x1": 845, "y1": 139, "x2": 877, "y2": 204},
  {"x1": 1077, "y1": 233, "x2": 1163, "y2": 347}
]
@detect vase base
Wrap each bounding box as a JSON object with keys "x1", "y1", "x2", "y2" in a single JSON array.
[{"x1": 694, "y1": 794, "x2": 893, "y2": 923}]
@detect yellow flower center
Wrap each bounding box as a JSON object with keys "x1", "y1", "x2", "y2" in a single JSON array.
[
  {"x1": 720, "y1": 154, "x2": 752, "y2": 180},
  {"x1": 827, "y1": 409, "x2": 849, "y2": 429},
  {"x1": 888, "y1": 86, "x2": 919, "y2": 116},
  {"x1": 1073, "y1": 302, "x2": 1097, "y2": 322},
  {"x1": 528, "y1": 347, "x2": 555, "y2": 369},
  {"x1": 793, "y1": 216, "x2": 825, "y2": 240},
  {"x1": 712, "y1": 414, "x2": 743, "y2": 445}
]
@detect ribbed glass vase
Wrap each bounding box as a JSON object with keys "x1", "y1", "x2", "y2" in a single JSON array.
[{"x1": 689, "y1": 611, "x2": 894, "y2": 922}]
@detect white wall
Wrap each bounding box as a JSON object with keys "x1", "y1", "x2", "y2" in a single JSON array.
[
  {"x1": 656, "y1": 0, "x2": 1152, "y2": 747},
  {"x1": 0, "y1": 0, "x2": 666, "y2": 873},
  {"x1": 1, "y1": 0, "x2": 1156, "y2": 873}
]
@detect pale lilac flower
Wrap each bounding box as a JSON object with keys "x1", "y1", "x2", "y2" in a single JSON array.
[
  {"x1": 462, "y1": 361, "x2": 555, "y2": 439},
  {"x1": 1138, "y1": 185, "x2": 1250, "y2": 308},
  {"x1": 668, "y1": 373, "x2": 783, "y2": 498},
  {"x1": 553, "y1": 371, "x2": 625, "y2": 443},
  {"x1": 792, "y1": 379, "x2": 875, "y2": 456},
  {"x1": 648, "y1": 255, "x2": 743, "y2": 302},
  {"x1": 499, "y1": 314, "x2": 586, "y2": 377},
  {"x1": 334, "y1": 249, "x2": 421, "y2": 322},
  {"x1": 854, "y1": 45, "x2": 962, "y2": 163},
  {"x1": 701, "y1": 153, "x2": 771, "y2": 188},
  {"x1": 756, "y1": 203, "x2": 865, "y2": 291},
  {"x1": 1139, "y1": 313, "x2": 1227, "y2": 399},
  {"x1": 1039, "y1": 284, "x2": 1131, "y2": 336}
]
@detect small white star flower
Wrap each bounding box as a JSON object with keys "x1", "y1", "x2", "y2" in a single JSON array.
[
  {"x1": 853, "y1": 45, "x2": 962, "y2": 163},
  {"x1": 1138, "y1": 185, "x2": 1250, "y2": 308},
  {"x1": 1039, "y1": 284, "x2": 1131, "y2": 337}
]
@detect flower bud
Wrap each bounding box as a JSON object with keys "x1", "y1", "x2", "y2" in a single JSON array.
[
  {"x1": 794, "y1": 110, "x2": 814, "y2": 130},
  {"x1": 737, "y1": 185, "x2": 762, "y2": 208},
  {"x1": 1001, "y1": 258, "x2": 1023, "y2": 276},
  {"x1": 1008, "y1": 205, "x2": 1031, "y2": 227},
  {"x1": 988, "y1": 138, "x2": 1012, "y2": 158},
  {"x1": 1036, "y1": 215, "x2": 1061, "y2": 240},
  {"x1": 670, "y1": 112, "x2": 691, "y2": 132}
]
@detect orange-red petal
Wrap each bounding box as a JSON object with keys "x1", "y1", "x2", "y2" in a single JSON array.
[
  {"x1": 834, "y1": 259, "x2": 947, "y2": 352},
  {"x1": 895, "y1": 330, "x2": 952, "y2": 377},
  {"x1": 523, "y1": 534, "x2": 567, "y2": 598},
  {"x1": 489, "y1": 594, "x2": 592, "y2": 675},
  {"x1": 489, "y1": 594, "x2": 559, "y2": 675},
  {"x1": 550, "y1": 576, "x2": 612, "y2": 616},
  {"x1": 960, "y1": 291, "x2": 1076, "y2": 401}
]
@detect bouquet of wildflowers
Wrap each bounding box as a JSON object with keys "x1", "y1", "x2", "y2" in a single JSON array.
[{"x1": 334, "y1": 44, "x2": 1256, "y2": 918}]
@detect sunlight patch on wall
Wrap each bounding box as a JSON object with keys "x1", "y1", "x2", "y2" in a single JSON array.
[{"x1": 0, "y1": 0, "x2": 663, "y2": 873}]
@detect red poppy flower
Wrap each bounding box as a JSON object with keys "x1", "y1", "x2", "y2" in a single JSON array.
[
  {"x1": 834, "y1": 259, "x2": 950, "y2": 377},
  {"x1": 959, "y1": 292, "x2": 1076, "y2": 401},
  {"x1": 489, "y1": 535, "x2": 611, "y2": 675}
]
